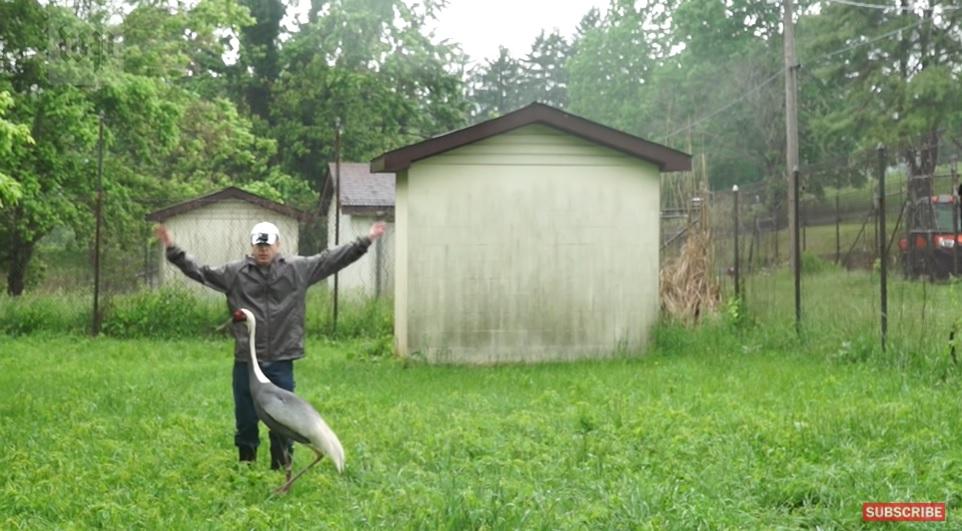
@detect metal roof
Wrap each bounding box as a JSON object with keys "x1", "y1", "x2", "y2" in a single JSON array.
[
  {"x1": 145, "y1": 186, "x2": 306, "y2": 222},
  {"x1": 371, "y1": 102, "x2": 692, "y2": 173},
  {"x1": 320, "y1": 162, "x2": 396, "y2": 216}
]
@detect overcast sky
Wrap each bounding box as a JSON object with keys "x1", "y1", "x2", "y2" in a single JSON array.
[{"x1": 427, "y1": 0, "x2": 609, "y2": 63}]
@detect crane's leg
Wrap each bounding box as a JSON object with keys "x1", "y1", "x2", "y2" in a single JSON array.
[{"x1": 274, "y1": 451, "x2": 325, "y2": 494}]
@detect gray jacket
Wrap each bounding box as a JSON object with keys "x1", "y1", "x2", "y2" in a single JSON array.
[{"x1": 165, "y1": 237, "x2": 371, "y2": 361}]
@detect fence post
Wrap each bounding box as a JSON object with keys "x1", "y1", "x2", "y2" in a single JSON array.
[
  {"x1": 733, "y1": 184, "x2": 740, "y2": 300},
  {"x1": 92, "y1": 113, "x2": 105, "y2": 336},
  {"x1": 835, "y1": 174, "x2": 842, "y2": 265},
  {"x1": 953, "y1": 161, "x2": 959, "y2": 277},
  {"x1": 332, "y1": 118, "x2": 341, "y2": 334},
  {"x1": 793, "y1": 168, "x2": 801, "y2": 334},
  {"x1": 878, "y1": 145, "x2": 887, "y2": 351}
]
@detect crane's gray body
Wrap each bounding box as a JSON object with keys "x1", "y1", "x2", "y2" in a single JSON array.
[
  {"x1": 247, "y1": 362, "x2": 321, "y2": 446},
  {"x1": 235, "y1": 308, "x2": 346, "y2": 480}
]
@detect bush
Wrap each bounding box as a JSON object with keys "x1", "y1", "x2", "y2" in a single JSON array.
[
  {"x1": 101, "y1": 288, "x2": 226, "y2": 338},
  {"x1": 0, "y1": 292, "x2": 88, "y2": 336},
  {"x1": 1, "y1": 285, "x2": 394, "y2": 340},
  {"x1": 305, "y1": 288, "x2": 393, "y2": 339},
  {"x1": 801, "y1": 252, "x2": 838, "y2": 275}
]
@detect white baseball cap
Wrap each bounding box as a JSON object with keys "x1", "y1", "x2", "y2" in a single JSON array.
[{"x1": 250, "y1": 221, "x2": 280, "y2": 245}]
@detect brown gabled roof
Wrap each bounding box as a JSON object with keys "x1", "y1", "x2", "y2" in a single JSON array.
[
  {"x1": 145, "y1": 186, "x2": 306, "y2": 222},
  {"x1": 319, "y1": 162, "x2": 395, "y2": 217},
  {"x1": 370, "y1": 102, "x2": 692, "y2": 173}
]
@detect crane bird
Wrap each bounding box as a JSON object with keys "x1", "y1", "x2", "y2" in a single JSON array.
[{"x1": 233, "y1": 308, "x2": 345, "y2": 494}]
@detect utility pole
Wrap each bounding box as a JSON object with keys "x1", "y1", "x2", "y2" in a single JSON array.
[{"x1": 784, "y1": 0, "x2": 801, "y2": 331}]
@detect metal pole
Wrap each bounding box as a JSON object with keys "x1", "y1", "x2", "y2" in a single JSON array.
[
  {"x1": 92, "y1": 113, "x2": 104, "y2": 336},
  {"x1": 953, "y1": 161, "x2": 959, "y2": 277},
  {"x1": 835, "y1": 175, "x2": 842, "y2": 265},
  {"x1": 332, "y1": 118, "x2": 341, "y2": 334},
  {"x1": 733, "y1": 185, "x2": 740, "y2": 300},
  {"x1": 793, "y1": 168, "x2": 801, "y2": 334},
  {"x1": 375, "y1": 240, "x2": 381, "y2": 299},
  {"x1": 803, "y1": 209, "x2": 807, "y2": 252},
  {"x1": 878, "y1": 145, "x2": 887, "y2": 351}
]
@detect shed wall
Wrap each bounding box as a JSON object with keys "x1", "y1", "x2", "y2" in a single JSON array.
[
  {"x1": 325, "y1": 197, "x2": 395, "y2": 298},
  {"x1": 158, "y1": 199, "x2": 300, "y2": 294},
  {"x1": 395, "y1": 124, "x2": 660, "y2": 363}
]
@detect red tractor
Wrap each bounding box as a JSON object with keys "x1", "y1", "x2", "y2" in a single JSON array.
[{"x1": 899, "y1": 194, "x2": 962, "y2": 279}]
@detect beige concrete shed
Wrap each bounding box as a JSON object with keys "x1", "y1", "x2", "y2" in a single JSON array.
[
  {"x1": 372, "y1": 102, "x2": 692, "y2": 364},
  {"x1": 319, "y1": 162, "x2": 395, "y2": 299},
  {"x1": 146, "y1": 187, "x2": 305, "y2": 292}
]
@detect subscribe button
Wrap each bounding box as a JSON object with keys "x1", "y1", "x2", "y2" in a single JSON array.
[{"x1": 863, "y1": 502, "x2": 946, "y2": 522}]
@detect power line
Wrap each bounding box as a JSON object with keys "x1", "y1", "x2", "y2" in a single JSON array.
[
  {"x1": 658, "y1": 18, "x2": 927, "y2": 143},
  {"x1": 807, "y1": 19, "x2": 927, "y2": 64},
  {"x1": 823, "y1": 0, "x2": 961, "y2": 11},
  {"x1": 658, "y1": 69, "x2": 784, "y2": 142}
]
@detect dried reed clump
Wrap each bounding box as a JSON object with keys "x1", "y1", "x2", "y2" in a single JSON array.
[{"x1": 660, "y1": 225, "x2": 721, "y2": 324}]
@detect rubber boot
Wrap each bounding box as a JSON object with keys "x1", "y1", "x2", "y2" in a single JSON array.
[
  {"x1": 270, "y1": 443, "x2": 291, "y2": 470},
  {"x1": 269, "y1": 431, "x2": 293, "y2": 470},
  {"x1": 238, "y1": 446, "x2": 256, "y2": 463}
]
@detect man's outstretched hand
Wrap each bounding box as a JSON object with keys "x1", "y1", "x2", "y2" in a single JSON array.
[
  {"x1": 154, "y1": 225, "x2": 173, "y2": 248},
  {"x1": 368, "y1": 222, "x2": 386, "y2": 242}
]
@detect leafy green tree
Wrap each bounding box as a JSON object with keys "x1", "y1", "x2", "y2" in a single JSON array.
[
  {"x1": 0, "y1": 2, "x2": 101, "y2": 295},
  {"x1": 0, "y1": 0, "x2": 274, "y2": 295},
  {"x1": 0, "y1": 91, "x2": 32, "y2": 208},
  {"x1": 468, "y1": 47, "x2": 526, "y2": 121},
  {"x1": 519, "y1": 31, "x2": 570, "y2": 109},
  {"x1": 802, "y1": 1, "x2": 962, "y2": 184},
  {"x1": 567, "y1": 0, "x2": 665, "y2": 134},
  {"x1": 236, "y1": 0, "x2": 284, "y2": 125},
  {"x1": 270, "y1": 0, "x2": 469, "y2": 191}
]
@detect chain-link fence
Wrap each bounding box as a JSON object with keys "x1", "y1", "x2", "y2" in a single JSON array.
[
  {"x1": 11, "y1": 202, "x2": 395, "y2": 336},
  {"x1": 661, "y1": 139, "x2": 962, "y2": 365},
  {"x1": 10, "y1": 136, "x2": 962, "y2": 359}
]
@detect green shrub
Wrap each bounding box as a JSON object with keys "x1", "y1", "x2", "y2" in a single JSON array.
[
  {"x1": 0, "y1": 292, "x2": 88, "y2": 336},
  {"x1": 305, "y1": 287, "x2": 393, "y2": 339},
  {"x1": 101, "y1": 288, "x2": 226, "y2": 338},
  {"x1": 1, "y1": 285, "x2": 394, "y2": 340},
  {"x1": 801, "y1": 252, "x2": 837, "y2": 274}
]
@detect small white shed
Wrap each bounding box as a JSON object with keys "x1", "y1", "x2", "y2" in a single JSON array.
[
  {"x1": 319, "y1": 162, "x2": 395, "y2": 299},
  {"x1": 146, "y1": 187, "x2": 305, "y2": 292},
  {"x1": 372, "y1": 103, "x2": 692, "y2": 364}
]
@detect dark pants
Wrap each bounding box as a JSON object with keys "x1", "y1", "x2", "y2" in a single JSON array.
[{"x1": 232, "y1": 360, "x2": 295, "y2": 457}]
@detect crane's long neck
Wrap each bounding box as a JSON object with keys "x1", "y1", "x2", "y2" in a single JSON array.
[{"x1": 246, "y1": 319, "x2": 270, "y2": 384}]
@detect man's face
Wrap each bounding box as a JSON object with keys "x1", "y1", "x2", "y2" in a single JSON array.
[{"x1": 251, "y1": 243, "x2": 279, "y2": 266}]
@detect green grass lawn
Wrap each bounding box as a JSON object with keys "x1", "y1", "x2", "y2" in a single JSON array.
[{"x1": 2, "y1": 330, "x2": 959, "y2": 529}]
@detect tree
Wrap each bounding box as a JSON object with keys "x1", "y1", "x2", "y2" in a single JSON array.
[
  {"x1": 0, "y1": 0, "x2": 274, "y2": 295},
  {"x1": 519, "y1": 31, "x2": 570, "y2": 109},
  {"x1": 236, "y1": 0, "x2": 284, "y2": 125},
  {"x1": 0, "y1": 2, "x2": 101, "y2": 295},
  {"x1": 0, "y1": 91, "x2": 32, "y2": 208},
  {"x1": 803, "y1": 1, "x2": 962, "y2": 181},
  {"x1": 270, "y1": 0, "x2": 469, "y2": 191},
  {"x1": 567, "y1": 0, "x2": 667, "y2": 134},
  {"x1": 468, "y1": 47, "x2": 526, "y2": 121}
]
